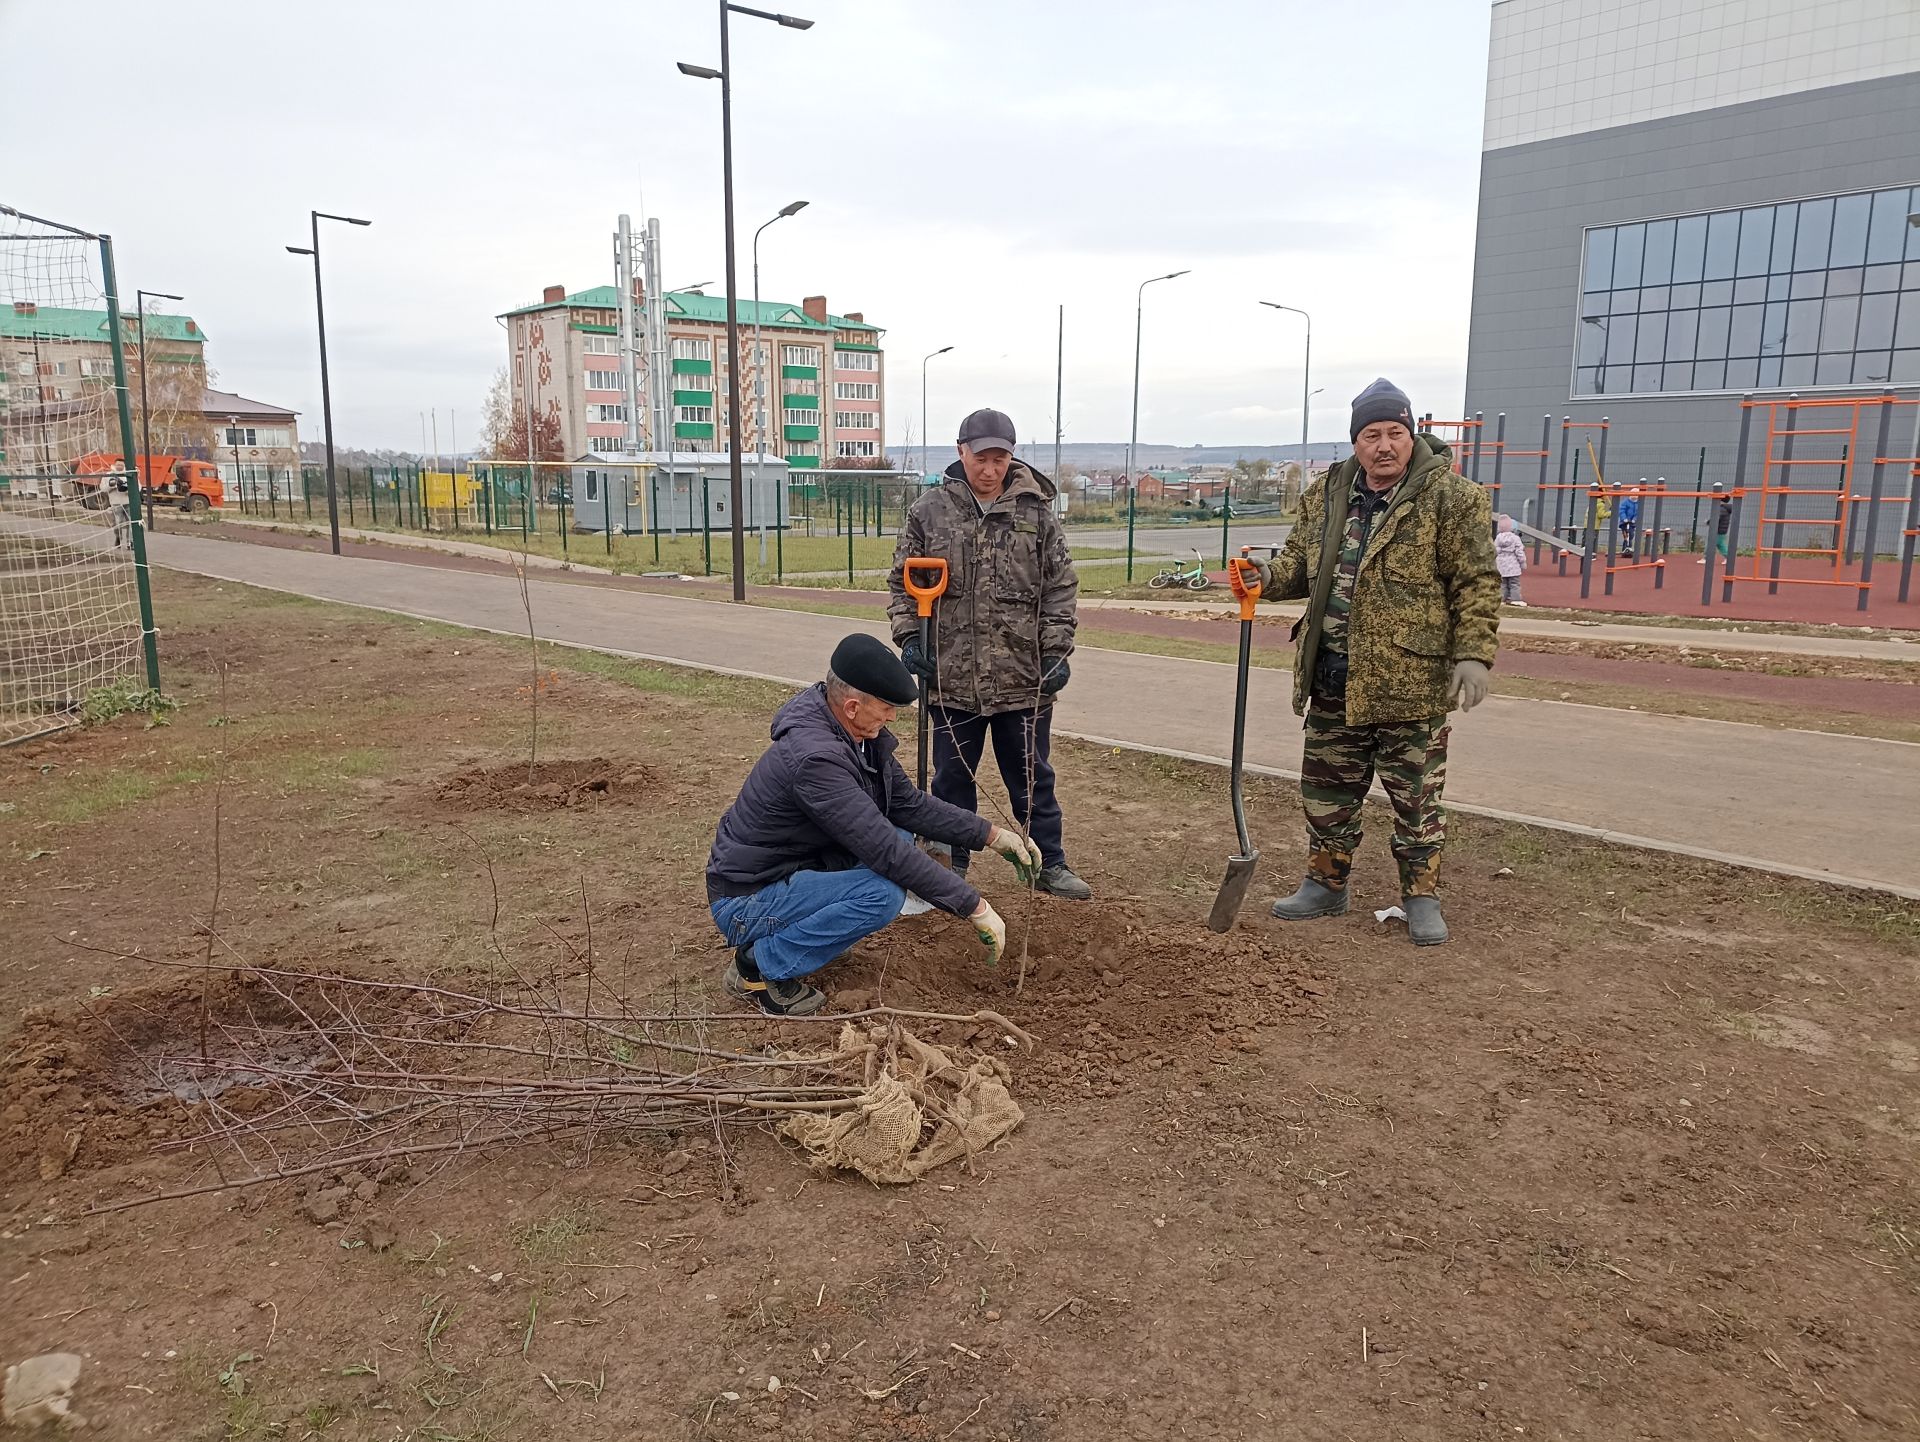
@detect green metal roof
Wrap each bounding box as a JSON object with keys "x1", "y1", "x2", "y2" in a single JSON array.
[
  {"x1": 500, "y1": 285, "x2": 840, "y2": 330},
  {"x1": 499, "y1": 285, "x2": 622, "y2": 319},
  {"x1": 828, "y1": 313, "x2": 878, "y2": 333},
  {"x1": 665, "y1": 291, "x2": 830, "y2": 330},
  {"x1": 0, "y1": 305, "x2": 206, "y2": 343}
]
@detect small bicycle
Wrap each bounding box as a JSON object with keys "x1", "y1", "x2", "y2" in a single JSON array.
[{"x1": 1149, "y1": 548, "x2": 1212, "y2": 591}]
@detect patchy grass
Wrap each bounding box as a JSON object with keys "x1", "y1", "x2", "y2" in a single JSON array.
[
  {"x1": 546, "y1": 644, "x2": 798, "y2": 708},
  {"x1": 211, "y1": 517, "x2": 1128, "y2": 584},
  {"x1": 512, "y1": 1205, "x2": 600, "y2": 1266},
  {"x1": 10, "y1": 760, "x2": 217, "y2": 827}
]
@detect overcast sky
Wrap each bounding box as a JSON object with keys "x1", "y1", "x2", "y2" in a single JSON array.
[{"x1": 5, "y1": 0, "x2": 1490, "y2": 453}]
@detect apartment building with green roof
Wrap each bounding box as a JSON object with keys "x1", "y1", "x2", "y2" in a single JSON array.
[{"x1": 499, "y1": 283, "x2": 885, "y2": 468}]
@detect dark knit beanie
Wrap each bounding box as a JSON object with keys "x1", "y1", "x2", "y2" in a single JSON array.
[
  {"x1": 829, "y1": 633, "x2": 918, "y2": 706},
  {"x1": 1349, "y1": 377, "x2": 1415, "y2": 441}
]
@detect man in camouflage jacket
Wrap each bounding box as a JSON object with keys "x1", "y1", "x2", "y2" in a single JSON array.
[
  {"x1": 886, "y1": 407, "x2": 1092, "y2": 899},
  {"x1": 1245, "y1": 378, "x2": 1501, "y2": 945}
]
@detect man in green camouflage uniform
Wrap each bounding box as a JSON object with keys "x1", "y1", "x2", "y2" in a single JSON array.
[{"x1": 1244, "y1": 379, "x2": 1500, "y2": 945}]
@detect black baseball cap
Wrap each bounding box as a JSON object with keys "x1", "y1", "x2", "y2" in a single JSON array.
[{"x1": 957, "y1": 407, "x2": 1016, "y2": 454}]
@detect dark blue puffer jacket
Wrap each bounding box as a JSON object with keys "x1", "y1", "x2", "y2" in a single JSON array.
[{"x1": 705, "y1": 684, "x2": 991, "y2": 917}]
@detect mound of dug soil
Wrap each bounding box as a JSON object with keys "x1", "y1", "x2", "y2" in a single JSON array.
[
  {"x1": 435, "y1": 757, "x2": 656, "y2": 811},
  {"x1": 0, "y1": 972, "x2": 435, "y2": 1187},
  {"x1": 827, "y1": 898, "x2": 1331, "y2": 1101}
]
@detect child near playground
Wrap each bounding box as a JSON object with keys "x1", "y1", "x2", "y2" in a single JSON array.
[
  {"x1": 1699, "y1": 483, "x2": 1733, "y2": 564},
  {"x1": 1617, "y1": 488, "x2": 1641, "y2": 555},
  {"x1": 1495, "y1": 513, "x2": 1527, "y2": 605}
]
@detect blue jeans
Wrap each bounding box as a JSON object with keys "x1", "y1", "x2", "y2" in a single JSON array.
[{"x1": 709, "y1": 850, "x2": 908, "y2": 982}]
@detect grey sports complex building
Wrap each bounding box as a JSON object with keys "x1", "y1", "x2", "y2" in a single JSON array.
[{"x1": 1463, "y1": 0, "x2": 1920, "y2": 561}]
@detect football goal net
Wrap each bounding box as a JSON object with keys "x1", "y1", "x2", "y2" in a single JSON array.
[{"x1": 0, "y1": 205, "x2": 161, "y2": 745}]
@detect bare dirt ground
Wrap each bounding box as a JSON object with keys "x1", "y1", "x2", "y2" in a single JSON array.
[{"x1": 3, "y1": 571, "x2": 1917, "y2": 1442}]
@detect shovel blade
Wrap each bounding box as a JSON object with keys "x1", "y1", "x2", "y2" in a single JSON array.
[{"x1": 1206, "y1": 849, "x2": 1261, "y2": 933}]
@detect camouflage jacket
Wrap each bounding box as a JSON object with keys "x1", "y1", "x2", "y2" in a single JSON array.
[
  {"x1": 1265, "y1": 438, "x2": 1500, "y2": 726},
  {"x1": 887, "y1": 461, "x2": 1078, "y2": 716}
]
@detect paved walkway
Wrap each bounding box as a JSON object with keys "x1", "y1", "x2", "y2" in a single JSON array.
[
  {"x1": 204, "y1": 515, "x2": 1916, "y2": 663},
  {"x1": 149, "y1": 532, "x2": 1919, "y2": 898}
]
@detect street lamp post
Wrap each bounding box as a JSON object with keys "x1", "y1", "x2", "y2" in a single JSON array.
[
  {"x1": 753, "y1": 200, "x2": 808, "y2": 566},
  {"x1": 1259, "y1": 301, "x2": 1312, "y2": 483},
  {"x1": 287, "y1": 209, "x2": 371, "y2": 556},
  {"x1": 228, "y1": 414, "x2": 242, "y2": 512},
  {"x1": 677, "y1": 2, "x2": 814, "y2": 603},
  {"x1": 133, "y1": 288, "x2": 183, "y2": 524},
  {"x1": 922, "y1": 345, "x2": 953, "y2": 476},
  {"x1": 1126, "y1": 269, "x2": 1190, "y2": 581}
]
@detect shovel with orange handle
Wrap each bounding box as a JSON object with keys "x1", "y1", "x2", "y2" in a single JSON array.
[
  {"x1": 1207, "y1": 551, "x2": 1263, "y2": 932},
  {"x1": 902, "y1": 557, "x2": 949, "y2": 790}
]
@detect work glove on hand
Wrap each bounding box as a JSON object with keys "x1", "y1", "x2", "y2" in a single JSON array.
[
  {"x1": 969, "y1": 900, "x2": 1007, "y2": 967},
  {"x1": 1039, "y1": 654, "x2": 1070, "y2": 696},
  {"x1": 899, "y1": 637, "x2": 935, "y2": 683},
  {"x1": 986, "y1": 825, "x2": 1043, "y2": 885},
  {"x1": 1230, "y1": 556, "x2": 1278, "y2": 597},
  {"x1": 1449, "y1": 659, "x2": 1491, "y2": 712}
]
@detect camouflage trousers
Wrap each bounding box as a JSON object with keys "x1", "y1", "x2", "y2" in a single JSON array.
[{"x1": 1298, "y1": 707, "x2": 1451, "y2": 897}]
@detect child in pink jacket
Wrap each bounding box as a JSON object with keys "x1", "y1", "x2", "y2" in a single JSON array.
[{"x1": 1494, "y1": 514, "x2": 1526, "y2": 606}]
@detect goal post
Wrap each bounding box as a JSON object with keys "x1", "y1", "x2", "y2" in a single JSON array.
[{"x1": 0, "y1": 204, "x2": 162, "y2": 746}]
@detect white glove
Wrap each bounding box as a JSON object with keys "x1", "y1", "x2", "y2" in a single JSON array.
[
  {"x1": 969, "y1": 900, "x2": 1006, "y2": 967},
  {"x1": 985, "y1": 826, "x2": 1043, "y2": 884},
  {"x1": 1449, "y1": 659, "x2": 1491, "y2": 712}
]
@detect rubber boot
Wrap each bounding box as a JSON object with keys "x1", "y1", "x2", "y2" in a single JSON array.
[
  {"x1": 1269, "y1": 876, "x2": 1349, "y2": 921},
  {"x1": 1403, "y1": 895, "x2": 1449, "y2": 946}
]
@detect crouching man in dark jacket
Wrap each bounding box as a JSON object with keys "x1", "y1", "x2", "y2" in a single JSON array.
[{"x1": 705, "y1": 633, "x2": 1044, "y2": 1015}]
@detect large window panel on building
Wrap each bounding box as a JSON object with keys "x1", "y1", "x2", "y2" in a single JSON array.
[
  {"x1": 1642, "y1": 218, "x2": 1676, "y2": 286},
  {"x1": 1572, "y1": 184, "x2": 1920, "y2": 398},
  {"x1": 1831, "y1": 193, "x2": 1871, "y2": 269}
]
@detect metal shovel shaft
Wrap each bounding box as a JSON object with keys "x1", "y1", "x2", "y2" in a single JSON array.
[
  {"x1": 916, "y1": 613, "x2": 931, "y2": 789},
  {"x1": 1207, "y1": 599, "x2": 1261, "y2": 932}
]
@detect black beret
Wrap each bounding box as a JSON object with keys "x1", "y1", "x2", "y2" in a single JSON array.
[{"x1": 830, "y1": 633, "x2": 918, "y2": 706}]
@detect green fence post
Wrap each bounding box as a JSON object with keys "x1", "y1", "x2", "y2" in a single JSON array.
[
  {"x1": 652, "y1": 469, "x2": 661, "y2": 565},
  {"x1": 304, "y1": 468, "x2": 312, "y2": 520},
  {"x1": 846, "y1": 504, "x2": 854, "y2": 585},
  {"x1": 98, "y1": 233, "x2": 161, "y2": 690},
  {"x1": 1220, "y1": 481, "x2": 1231, "y2": 570},
  {"x1": 484, "y1": 464, "x2": 493, "y2": 536},
  {"x1": 702, "y1": 474, "x2": 712, "y2": 574},
  {"x1": 776, "y1": 479, "x2": 784, "y2": 584}
]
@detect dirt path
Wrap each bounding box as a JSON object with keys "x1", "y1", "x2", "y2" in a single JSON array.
[{"x1": 2, "y1": 572, "x2": 1916, "y2": 1441}]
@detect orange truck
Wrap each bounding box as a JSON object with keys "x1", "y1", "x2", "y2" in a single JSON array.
[{"x1": 74, "y1": 453, "x2": 223, "y2": 513}]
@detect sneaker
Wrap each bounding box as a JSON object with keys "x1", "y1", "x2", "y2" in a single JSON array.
[
  {"x1": 1511, "y1": 600, "x2": 1528, "y2": 607},
  {"x1": 723, "y1": 948, "x2": 827, "y2": 1016},
  {"x1": 898, "y1": 892, "x2": 935, "y2": 917},
  {"x1": 1035, "y1": 864, "x2": 1093, "y2": 900}
]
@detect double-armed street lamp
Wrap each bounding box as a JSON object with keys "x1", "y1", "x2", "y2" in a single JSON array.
[
  {"x1": 287, "y1": 210, "x2": 371, "y2": 555},
  {"x1": 678, "y1": 2, "x2": 815, "y2": 602}
]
